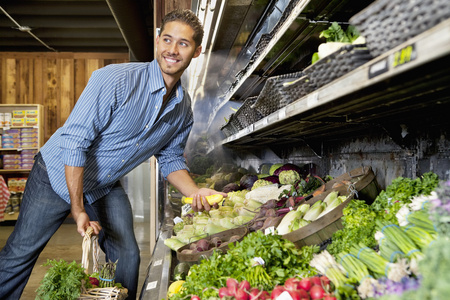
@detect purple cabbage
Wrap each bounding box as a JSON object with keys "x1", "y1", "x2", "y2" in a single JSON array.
[
  {"x1": 239, "y1": 174, "x2": 259, "y2": 190},
  {"x1": 260, "y1": 175, "x2": 280, "y2": 184},
  {"x1": 273, "y1": 163, "x2": 303, "y2": 177}
]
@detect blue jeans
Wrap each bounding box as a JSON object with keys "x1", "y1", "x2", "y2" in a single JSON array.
[{"x1": 0, "y1": 153, "x2": 140, "y2": 299}]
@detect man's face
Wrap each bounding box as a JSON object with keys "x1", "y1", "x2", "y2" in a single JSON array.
[{"x1": 156, "y1": 21, "x2": 202, "y2": 80}]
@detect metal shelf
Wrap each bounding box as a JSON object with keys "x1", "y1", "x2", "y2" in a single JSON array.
[{"x1": 220, "y1": 19, "x2": 450, "y2": 148}]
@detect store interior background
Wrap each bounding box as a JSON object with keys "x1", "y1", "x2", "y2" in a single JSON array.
[{"x1": 1, "y1": 0, "x2": 450, "y2": 298}]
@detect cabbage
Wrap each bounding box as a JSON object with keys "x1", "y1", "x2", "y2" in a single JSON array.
[
  {"x1": 164, "y1": 237, "x2": 186, "y2": 251},
  {"x1": 273, "y1": 163, "x2": 303, "y2": 177},
  {"x1": 269, "y1": 163, "x2": 284, "y2": 175},
  {"x1": 243, "y1": 198, "x2": 263, "y2": 210},
  {"x1": 219, "y1": 217, "x2": 237, "y2": 229},
  {"x1": 245, "y1": 184, "x2": 292, "y2": 204},
  {"x1": 239, "y1": 174, "x2": 259, "y2": 190},
  {"x1": 233, "y1": 215, "x2": 254, "y2": 226},
  {"x1": 279, "y1": 170, "x2": 301, "y2": 185},
  {"x1": 203, "y1": 224, "x2": 228, "y2": 235}
]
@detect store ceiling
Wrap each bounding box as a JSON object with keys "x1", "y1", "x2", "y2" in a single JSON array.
[{"x1": 0, "y1": 0, "x2": 154, "y2": 60}]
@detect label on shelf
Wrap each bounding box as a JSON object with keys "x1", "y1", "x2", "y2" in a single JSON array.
[
  {"x1": 391, "y1": 43, "x2": 417, "y2": 69},
  {"x1": 369, "y1": 57, "x2": 389, "y2": 79},
  {"x1": 146, "y1": 281, "x2": 158, "y2": 290}
]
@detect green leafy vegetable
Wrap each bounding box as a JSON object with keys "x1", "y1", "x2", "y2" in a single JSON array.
[
  {"x1": 319, "y1": 22, "x2": 360, "y2": 43},
  {"x1": 36, "y1": 259, "x2": 91, "y2": 300}
]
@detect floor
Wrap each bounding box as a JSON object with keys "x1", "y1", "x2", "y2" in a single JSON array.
[{"x1": 0, "y1": 220, "x2": 152, "y2": 300}]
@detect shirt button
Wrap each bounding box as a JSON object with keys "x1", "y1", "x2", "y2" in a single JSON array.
[
  {"x1": 146, "y1": 125, "x2": 148, "y2": 128},
  {"x1": 155, "y1": 106, "x2": 158, "y2": 109},
  {"x1": 136, "y1": 143, "x2": 139, "y2": 146},
  {"x1": 107, "y1": 175, "x2": 111, "y2": 177},
  {"x1": 122, "y1": 159, "x2": 125, "y2": 162}
]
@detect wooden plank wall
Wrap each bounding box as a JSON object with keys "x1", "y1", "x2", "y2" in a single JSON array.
[{"x1": 0, "y1": 52, "x2": 129, "y2": 142}]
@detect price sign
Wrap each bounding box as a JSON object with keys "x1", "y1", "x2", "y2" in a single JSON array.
[
  {"x1": 181, "y1": 203, "x2": 192, "y2": 216},
  {"x1": 392, "y1": 44, "x2": 416, "y2": 68},
  {"x1": 146, "y1": 281, "x2": 158, "y2": 290}
]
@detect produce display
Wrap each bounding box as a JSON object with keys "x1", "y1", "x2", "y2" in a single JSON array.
[{"x1": 163, "y1": 164, "x2": 447, "y2": 300}]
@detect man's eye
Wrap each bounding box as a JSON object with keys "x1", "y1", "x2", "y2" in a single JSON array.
[
  {"x1": 180, "y1": 42, "x2": 188, "y2": 47},
  {"x1": 164, "y1": 38, "x2": 171, "y2": 43}
]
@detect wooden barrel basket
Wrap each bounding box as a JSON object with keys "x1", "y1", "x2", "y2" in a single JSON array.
[{"x1": 282, "y1": 166, "x2": 380, "y2": 248}]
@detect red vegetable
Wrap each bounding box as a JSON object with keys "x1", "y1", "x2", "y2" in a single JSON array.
[
  {"x1": 310, "y1": 276, "x2": 322, "y2": 286},
  {"x1": 324, "y1": 295, "x2": 337, "y2": 300},
  {"x1": 288, "y1": 289, "x2": 310, "y2": 300},
  {"x1": 271, "y1": 286, "x2": 286, "y2": 299},
  {"x1": 227, "y1": 278, "x2": 239, "y2": 296},
  {"x1": 284, "y1": 277, "x2": 301, "y2": 291},
  {"x1": 219, "y1": 287, "x2": 232, "y2": 298},
  {"x1": 191, "y1": 296, "x2": 201, "y2": 300},
  {"x1": 320, "y1": 276, "x2": 331, "y2": 290},
  {"x1": 299, "y1": 277, "x2": 312, "y2": 292},
  {"x1": 309, "y1": 285, "x2": 325, "y2": 299},
  {"x1": 235, "y1": 288, "x2": 249, "y2": 300},
  {"x1": 239, "y1": 280, "x2": 251, "y2": 291}
]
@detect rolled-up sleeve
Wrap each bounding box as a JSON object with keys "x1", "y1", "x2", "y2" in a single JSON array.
[{"x1": 60, "y1": 67, "x2": 122, "y2": 167}]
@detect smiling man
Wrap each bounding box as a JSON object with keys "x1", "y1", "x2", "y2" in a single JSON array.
[{"x1": 0, "y1": 9, "x2": 226, "y2": 300}]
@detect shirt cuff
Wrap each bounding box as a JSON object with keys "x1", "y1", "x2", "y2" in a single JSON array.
[
  {"x1": 62, "y1": 149, "x2": 87, "y2": 167},
  {"x1": 160, "y1": 160, "x2": 190, "y2": 179}
]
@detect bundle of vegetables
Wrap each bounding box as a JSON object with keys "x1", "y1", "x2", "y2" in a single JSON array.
[
  {"x1": 279, "y1": 175, "x2": 326, "y2": 199},
  {"x1": 169, "y1": 231, "x2": 319, "y2": 299},
  {"x1": 337, "y1": 252, "x2": 379, "y2": 299},
  {"x1": 327, "y1": 199, "x2": 377, "y2": 255},
  {"x1": 99, "y1": 260, "x2": 117, "y2": 288},
  {"x1": 376, "y1": 220, "x2": 424, "y2": 275},
  {"x1": 349, "y1": 243, "x2": 409, "y2": 282},
  {"x1": 374, "y1": 180, "x2": 450, "y2": 300},
  {"x1": 309, "y1": 250, "x2": 348, "y2": 289},
  {"x1": 371, "y1": 172, "x2": 439, "y2": 223},
  {"x1": 36, "y1": 259, "x2": 93, "y2": 300}
]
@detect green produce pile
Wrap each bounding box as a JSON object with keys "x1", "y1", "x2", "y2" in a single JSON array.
[{"x1": 170, "y1": 231, "x2": 319, "y2": 299}]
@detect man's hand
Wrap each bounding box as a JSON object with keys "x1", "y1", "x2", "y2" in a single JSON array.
[
  {"x1": 189, "y1": 188, "x2": 227, "y2": 212},
  {"x1": 72, "y1": 209, "x2": 102, "y2": 237}
]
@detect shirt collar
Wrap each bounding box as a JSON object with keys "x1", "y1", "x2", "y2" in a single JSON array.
[{"x1": 148, "y1": 59, "x2": 184, "y2": 103}]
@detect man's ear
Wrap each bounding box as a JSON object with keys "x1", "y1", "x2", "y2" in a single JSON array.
[{"x1": 193, "y1": 45, "x2": 202, "y2": 58}]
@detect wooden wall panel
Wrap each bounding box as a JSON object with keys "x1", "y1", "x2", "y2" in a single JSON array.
[{"x1": 0, "y1": 52, "x2": 129, "y2": 142}]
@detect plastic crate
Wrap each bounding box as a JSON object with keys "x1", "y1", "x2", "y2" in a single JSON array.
[{"x1": 350, "y1": 0, "x2": 450, "y2": 57}]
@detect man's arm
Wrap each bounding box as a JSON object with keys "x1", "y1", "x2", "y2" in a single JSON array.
[
  {"x1": 65, "y1": 165, "x2": 101, "y2": 236},
  {"x1": 166, "y1": 169, "x2": 227, "y2": 212}
]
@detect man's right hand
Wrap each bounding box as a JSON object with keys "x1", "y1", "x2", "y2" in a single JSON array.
[{"x1": 72, "y1": 210, "x2": 102, "y2": 237}]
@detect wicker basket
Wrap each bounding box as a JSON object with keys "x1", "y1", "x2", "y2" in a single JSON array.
[
  {"x1": 252, "y1": 71, "x2": 306, "y2": 117},
  {"x1": 234, "y1": 96, "x2": 263, "y2": 128},
  {"x1": 350, "y1": 0, "x2": 450, "y2": 57},
  {"x1": 78, "y1": 227, "x2": 128, "y2": 300},
  {"x1": 303, "y1": 44, "x2": 373, "y2": 89}
]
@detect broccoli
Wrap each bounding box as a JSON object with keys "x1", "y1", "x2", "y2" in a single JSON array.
[
  {"x1": 251, "y1": 179, "x2": 274, "y2": 190},
  {"x1": 279, "y1": 170, "x2": 301, "y2": 185}
]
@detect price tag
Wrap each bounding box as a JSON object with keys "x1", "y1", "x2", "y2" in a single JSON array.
[
  {"x1": 264, "y1": 226, "x2": 276, "y2": 235},
  {"x1": 368, "y1": 57, "x2": 388, "y2": 79},
  {"x1": 276, "y1": 291, "x2": 294, "y2": 300},
  {"x1": 391, "y1": 43, "x2": 416, "y2": 68},
  {"x1": 153, "y1": 259, "x2": 162, "y2": 266},
  {"x1": 181, "y1": 203, "x2": 192, "y2": 216},
  {"x1": 173, "y1": 216, "x2": 183, "y2": 224},
  {"x1": 146, "y1": 281, "x2": 158, "y2": 290}
]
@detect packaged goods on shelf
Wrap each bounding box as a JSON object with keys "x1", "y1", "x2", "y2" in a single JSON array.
[
  {"x1": 2, "y1": 113, "x2": 12, "y2": 127},
  {"x1": 3, "y1": 129, "x2": 20, "y2": 139},
  {"x1": 11, "y1": 118, "x2": 25, "y2": 127},
  {"x1": 25, "y1": 118, "x2": 38, "y2": 126},
  {"x1": 12, "y1": 110, "x2": 26, "y2": 118},
  {"x1": 25, "y1": 110, "x2": 38, "y2": 118}
]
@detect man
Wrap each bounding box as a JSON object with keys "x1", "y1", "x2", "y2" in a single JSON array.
[{"x1": 0, "y1": 9, "x2": 225, "y2": 299}]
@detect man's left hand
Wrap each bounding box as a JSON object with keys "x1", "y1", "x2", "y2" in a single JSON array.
[{"x1": 189, "y1": 188, "x2": 227, "y2": 212}]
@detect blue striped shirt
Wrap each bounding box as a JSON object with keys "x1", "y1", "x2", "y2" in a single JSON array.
[{"x1": 40, "y1": 60, "x2": 193, "y2": 204}]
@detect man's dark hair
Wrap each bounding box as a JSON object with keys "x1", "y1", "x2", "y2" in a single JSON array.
[{"x1": 160, "y1": 9, "x2": 204, "y2": 48}]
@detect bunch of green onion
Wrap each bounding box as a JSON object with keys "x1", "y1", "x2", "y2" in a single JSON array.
[{"x1": 310, "y1": 250, "x2": 347, "y2": 288}]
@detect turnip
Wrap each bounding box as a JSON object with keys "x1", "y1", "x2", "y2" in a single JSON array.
[
  {"x1": 310, "y1": 276, "x2": 322, "y2": 286},
  {"x1": 191, "y1": 295, "x2": 201, "y2": 300},
  {"x1": 196, "y1": 239, "x2": 210, "y2": 252}
]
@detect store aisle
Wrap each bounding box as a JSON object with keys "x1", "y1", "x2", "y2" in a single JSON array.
[{"x1": 0, "y1": 221, "x2": 151, "y2": 300}]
